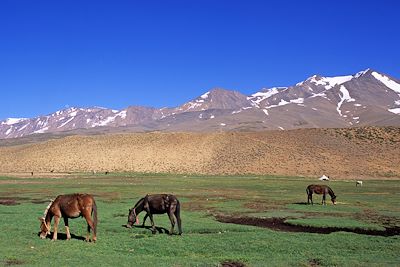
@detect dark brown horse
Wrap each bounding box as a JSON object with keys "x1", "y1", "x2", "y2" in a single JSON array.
[
  {"x1": 38, "y1": 193, "x2": 98, "y2": 241},
  {"x1": 306, "y1": 184, "x2": 337, "y2": 205},
  {"x1": 126, "y1": 194, "x2": 182, "y2": 235}
]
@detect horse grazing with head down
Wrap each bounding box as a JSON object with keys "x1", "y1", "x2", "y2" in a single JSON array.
[
  {"x1": 126, "y1": 194, "x2": 182, "y2": 235},
  {"x1": 38, "y1": 193, "x2": 97, "y2": 242},
  {"x1": 306, "y1": 184, "x2": 337, "y2": 205}
]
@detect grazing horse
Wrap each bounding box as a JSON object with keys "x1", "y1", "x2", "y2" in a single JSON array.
[
  {"x1": 38, "y1": 193, "x2": 97, "y2": 241},
  {"x1": 126, "y1": 194, "x2": 182, "y2": 235},
  {"x1": 306, "y1": 184, "x2": 337, "y2": 205},
  {"x1": 356, "y1": 180, "x2": 363, "y2": 187}
]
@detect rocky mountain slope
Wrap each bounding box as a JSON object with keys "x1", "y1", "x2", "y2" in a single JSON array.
[
  {"x1": 0, "y1": 127, "x2": 399, "y2": 178},
  {"x1": 1, "y1": 69, "x2": 400, "y2": 139}
]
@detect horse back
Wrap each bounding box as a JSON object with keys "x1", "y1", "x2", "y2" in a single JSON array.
[
  {"x1": 307, "y1": 184, "x2": 330, "y2": 195},
  {"x1": 55, "y1": 193, "x2": 95, "y2": 218},
  {"x1": 146, "y1": 194, "x2": 179, "y2": 214}
]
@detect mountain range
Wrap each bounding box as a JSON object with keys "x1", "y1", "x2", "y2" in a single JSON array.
[{"x1": 1, "y1": 68, "x2": 400, "y2": 139}]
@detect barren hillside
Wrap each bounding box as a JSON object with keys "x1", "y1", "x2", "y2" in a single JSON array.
[{"x1": 0, "y1": 127, "x2": 399, "y2": 179}]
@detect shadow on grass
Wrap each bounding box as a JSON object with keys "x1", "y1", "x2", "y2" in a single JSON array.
[
  {"x1": 292, "y1": 202, "x2": 308, "y2": 205},
  {"x1": 37, "y1": 232, "x2": 86, "y2": 241},
  {"x1": 122, "y1": 224, "x2": 170, "y2": 234}
]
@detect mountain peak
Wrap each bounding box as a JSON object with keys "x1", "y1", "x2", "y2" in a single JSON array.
[
  {"x1": 1, "y1": 68, "x2": 399, "y2": 139},
  {"x1": 354, "y1": 68, "x2": 373, "y2": 78}
]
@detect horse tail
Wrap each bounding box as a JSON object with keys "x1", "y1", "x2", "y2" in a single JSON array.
[
  {"x1": 175, "y1": 200, "x2": 182, "y2": 235},
  {"x1": 92, "y1": 199, "x2": 98, "y2": 235}
]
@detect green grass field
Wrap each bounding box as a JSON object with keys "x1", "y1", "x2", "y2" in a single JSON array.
[{"x1": 1, "y1": 173, "x2": 399, "y2": 266}]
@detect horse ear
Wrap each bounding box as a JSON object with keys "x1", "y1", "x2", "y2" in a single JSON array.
[{"x1": 38, "y1": 217, "x2": 44, "y2": 222}]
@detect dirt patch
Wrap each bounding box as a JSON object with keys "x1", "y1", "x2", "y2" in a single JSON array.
[
  {"x1": 308, "y1": 258, "x2": 322, "y2": 266},
  {"x1": 215, "y1": 215, "x2": 400, "y2": 237},
  {"x1": 31, "y1": 199, "x2": 51, "y2": 204},
  {"x1": 4, "y1": 259, "x2": 24, "y2": 266},
  {"x1": 93, "y1": 192, "x2": 122, "y2": 202},
  {"x1": 220, "y1": 260, "x2": 246, "y2": 267},
  {"x1": 0, "y1": 198, "x2": 20, "y2": 206},
  {"x1": 356, "y1": 209, "x2": 400, "y2": 228}
]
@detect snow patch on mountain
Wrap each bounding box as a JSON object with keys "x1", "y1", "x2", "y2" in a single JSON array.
[
  {"x1": 1, "y1": 118, "x2": 28, "y2": 125},
  {"x1": 201, "y1": 92, "x2": 210, "y2": 99},
  {"x1": 310, "y1": 92, "x2": 328, "y2": 99},
  {"x1": 265, "y1": 97, "x2": 304, "y2": 110},
  {"x1": 354, "y1": 68, "x2": 370, "y2": 78},
  {"x1": 337, "y1": 85, "x2": 355, "y2": 116},
  {"x1": 309, "y1": 75, "x2": 353, "y2": 90},
  {"x1": 371, "y1": 72, "x2": 400, "y2": 94},
  {"x1": 388, "y1": 108, "x2": 400, "y2": 115},
  {"x1": 34, "y1": 127, "x2": 49, "y2": 134},
  {"x1": 248, "y1": 87, "x2": 284, "y2": 106},
  {"x1": 117, "y1": 110, "x2": 127, "y2": 119},
  {"x1": 58, "y1": 117, "x2": 75, "y2": 128}
]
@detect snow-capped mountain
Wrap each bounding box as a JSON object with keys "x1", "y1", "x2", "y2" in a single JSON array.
[{"x1": 1, "y1": 69, "x2": 400, "y2": 139}]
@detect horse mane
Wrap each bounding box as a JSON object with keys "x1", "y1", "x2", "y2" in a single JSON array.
[
  {"x1": 327, "y1": 187, "x2": 336, "y2": 199},
  {"x1": 43, "y1": 199, "x2": 54, "y2": 218},
  {"x1": 133, "y1": 197, "x2": 145, "y2": 209}
]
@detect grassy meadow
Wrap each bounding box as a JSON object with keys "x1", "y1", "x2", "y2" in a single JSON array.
[{"x1": 0, "y1": 173, "x2": 399, "y2": 266}]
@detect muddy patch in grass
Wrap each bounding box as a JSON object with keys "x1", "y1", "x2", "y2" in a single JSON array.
[
  {"x1": 31, "y1": 199, "x2": 51, "y2": 204},
  {"x1": 4, "y1": 259, "x2": 25, "y2": 266},
  {"x1": 220, "y1": 260, "x2": 246, "y2": 267},
  {"x1": 308, "y1": 258, "x2": 322, "y2": 266},
  {"x1": 0, "y1": 198, "x2": 20, "y2": 206},
  {"x1": 215, "y1": 215, "x2": 400, "y2": 237}
]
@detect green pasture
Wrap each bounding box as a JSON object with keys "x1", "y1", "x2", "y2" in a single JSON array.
[{"x1": 0, "y1": 174, "x2": 399, "y2": 266}]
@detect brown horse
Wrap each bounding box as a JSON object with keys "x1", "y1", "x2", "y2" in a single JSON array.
[
  {"x1": 306, "y1": 184, "x2": 337, "y2": 205},
  {"x1": 126, "y1": 194, "x2": 182, "y2": 235},
  {"x1": 38, "y1": 193, "x2": 98, "y2": 241}
]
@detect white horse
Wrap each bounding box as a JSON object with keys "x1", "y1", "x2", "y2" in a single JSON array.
[
  {"x1": 319, "y1": 175, "x2": 330, "y2": 181},
  {"x1": 356, "y1": 180, "x2": 363, "y2": 187}
]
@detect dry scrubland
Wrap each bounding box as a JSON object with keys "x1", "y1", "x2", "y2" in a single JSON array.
[{"x1": 0, "y1": 127, "x2": 399, "y2": 178}]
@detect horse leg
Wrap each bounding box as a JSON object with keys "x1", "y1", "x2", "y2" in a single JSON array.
[
  {"x1": 148, "y1": 213, "x2": 156, "y2": 234},
  {"x1": 322, "y1": 193, "x2": 326, "y2": 205},
  {"x1": 52, "y1": 216, "x2": 60, "y2": 241},
  {"x1": 63, "y1": 217, "x2": 71, "y2": 240},
  {"x1": 83, "y1": 211, "x2": 96, "y2": 242},
  {"x1": 167, "y1": 212, "x2": 176, "y2": 235},
  {"x1": 142, "y1": 213, "x2": 148, "y2": 227}
]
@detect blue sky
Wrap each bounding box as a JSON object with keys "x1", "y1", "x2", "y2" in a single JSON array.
[{"x1": 1, "y1": 0, "x2": 399, "y2": 120}]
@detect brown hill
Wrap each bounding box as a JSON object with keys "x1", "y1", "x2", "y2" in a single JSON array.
[{"x1": 0, "y1": 127, "x2": 399, "y2": 179}]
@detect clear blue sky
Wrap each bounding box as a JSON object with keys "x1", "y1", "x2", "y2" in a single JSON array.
[{"x1": 1, "y1": 0, "x2": 399, "y2": 120}]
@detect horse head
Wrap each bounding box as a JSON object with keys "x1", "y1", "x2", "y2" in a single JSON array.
[
  {"x1": 331, "y1": 195, "x2": 337, "y2": 205},
  {"x1": 126, "y1": 208, "x2": 139, "y2": 228},
  {"x1": 38, "y1": 217, "x2": 50, "y2": 239}
]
